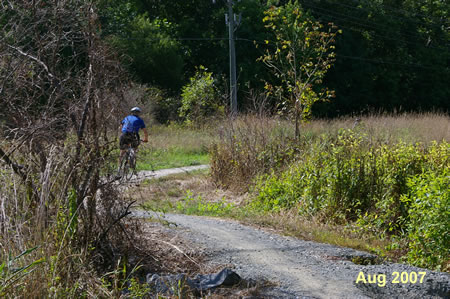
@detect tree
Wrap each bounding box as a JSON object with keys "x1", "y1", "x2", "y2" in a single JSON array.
[
  {"x1": 306, "y1": 0, "x2": 449, "y2": 116},
  {"x1": 99, "y1": 1, "x2": 184, "y2": 90},
  {"x1": 179, "y1": 66, "x2": 223, "y2": 125},
  {"x1": 259, "y1": 1, "x2": 339, "y2": 138}
]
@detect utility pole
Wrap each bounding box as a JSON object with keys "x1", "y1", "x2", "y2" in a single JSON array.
[
  {"x1": 214, "y1": 0, "x2": 239, "y2": 116},
  {"x1": 227, "y1": 0, "x2": 238, "y2": 116}
]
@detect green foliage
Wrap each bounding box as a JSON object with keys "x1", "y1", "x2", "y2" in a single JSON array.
[
  {"x1": 97, "y1": 0, "x2": 450, "y2": 120},
  {"x1": 259, "y1": 1, "x2": 339, "y2": 136},
  {"x1": 251, "y1": 129, "x2": 449, "y2": 269},
  {"x1": 100, "y1": 259, "x2": 150, "y2": 297},
  {"x1": 310, "y1": 0, "x2": 450, "y2": 117},
  {"x1": 254, "y1": 131, "x2": 447, "y2": 223},
  {"x1": 127, "y1": 277, "x2": 151, "y2": 297},
  {"x1": 405, "y1": 170, "x2": 450, "y2": 271},
  {"x1": 179, "y1": 66, "x2": 224, "y2": 125},
  {"x1": 176, "y1": 190, "x2": 234, "y2": 216},
  {"x1": 108, "y1": 14, "x2": 184, "y2": 90},
  {"x1": 0, "y1": 247, "x2": 45, "y2": 297}
]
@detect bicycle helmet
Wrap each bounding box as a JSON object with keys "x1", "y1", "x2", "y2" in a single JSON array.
[{"x1": 131, "y1": 107, "x2": 142, "y2": 113}]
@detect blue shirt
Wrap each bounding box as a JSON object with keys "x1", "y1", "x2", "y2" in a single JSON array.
[{"x1": 121, "y1": 115, "x2": 146, "y2": 133}]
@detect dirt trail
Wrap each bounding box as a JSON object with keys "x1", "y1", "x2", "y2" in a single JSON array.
[
  {"x1": 131, "y1": 167, "x2": 449, "y2": 298},
  {"x1": 160, "y1": 213, "x2": 369, "y2": 298},
  {"x1": 135, "y1": 212, "x2": 449, "y2": 299},
  {"x1": 131, "y1": 165, "x2": 209, "y2": 182}
]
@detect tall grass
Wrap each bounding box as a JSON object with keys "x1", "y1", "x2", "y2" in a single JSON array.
[
  {"x1": 210, "y1": 112, "x2": 449, "y2": 191},
  {"x1": 307, "y1": 112, "x2": 449, "y2": 144},
  {"x1": 209, "y1": 112, "x2": 449, "y2": 271},
  {"x1": 0, "y1": 148, "x2": 104, "y2": 297},
  {"x1": 210, "y1": 115, "x2": 296, "y2": 191},
  {"x1": 0, "y1": 139, "x2": 152, "y2": 297}
]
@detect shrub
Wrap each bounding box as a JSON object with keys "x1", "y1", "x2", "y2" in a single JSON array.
[
  {"x1": 252, "y1": 129, "x2": 449, "y2": 269},
  {"x1": 405, "y1": 170, "x2": 450, "y2": 271},
  {"x1": 179, "y1": 66, "x2": 224, "y2": 125},
  {"x1": 254, "y1": 131, "x2": 448, "y2": 229}
]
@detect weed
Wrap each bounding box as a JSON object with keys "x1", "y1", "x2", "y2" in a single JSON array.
[{"x1": 176, "y1": 190, "x2": 235, "y2": 217}]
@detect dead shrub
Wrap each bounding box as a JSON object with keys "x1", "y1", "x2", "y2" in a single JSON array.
[{"x1": 210, "y1": 115, "x2": 297, "y2": 192}]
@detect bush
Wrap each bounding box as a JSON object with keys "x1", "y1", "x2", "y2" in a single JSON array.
[
  {"x1": 179, "y1": 66, "x2": 224, "y2": 125},
  {"x1": 253, "y1": 131, "x2": 448, "y2": 228},
  {"x1": 251, "y1": 129, "x2": 449, "y2": 269},
  {"x1": 405, "y1": 170, "x2": 450, "y2": 271}
]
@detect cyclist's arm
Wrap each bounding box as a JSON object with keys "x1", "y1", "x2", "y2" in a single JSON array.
[{"x1": 142, "y1": 128, "x2": 148, "y2": 142}]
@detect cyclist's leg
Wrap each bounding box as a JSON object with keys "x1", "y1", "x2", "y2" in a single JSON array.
[
  {"x1": 131, "y1": 135, "x2": 140, "y2": 168},
  {"x1": 119, "y1": 149, "x2": 126, "y2": 165},
  {"x1": 118, "y1": 134, "x2": 131, "y2": 167},
  {"x1": 130, "y1": 133, "x2": 140, "y2": 153}
]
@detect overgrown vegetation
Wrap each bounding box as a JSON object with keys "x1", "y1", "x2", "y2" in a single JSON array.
[
  {"x1": 209, "y1": 113, "x2": 450, "y2": 271},
  {"x1": 2, "y1": 0, "x2": 449, "y2": 296},
  {"x1": 0, "y1": 1, "x2": 181, "y2": 297},
  {"x1": 210, "y1": 115, "x2": 296, "y2": 191}
]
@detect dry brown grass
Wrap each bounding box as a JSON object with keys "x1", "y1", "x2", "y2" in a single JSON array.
[
  {"x1": 128, "y1": 170, "x2": 249, "y2": 209},
  {"x1": 148, "y1": 125, "x2": 217, "y2": 153},
  {"x1": 306, "y1": 112, "x2": 450, "y2": 143}
]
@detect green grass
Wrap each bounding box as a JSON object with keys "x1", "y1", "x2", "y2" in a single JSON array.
[
  {"x1": 139, "y1": 124, "x2": 215, "y2": 170},
  {"x1": 110, "y1": 124, "x2": 215, "y2": 171},
  {"x1": 136, "y1": 147, "x2": 209, "y2": 171}
]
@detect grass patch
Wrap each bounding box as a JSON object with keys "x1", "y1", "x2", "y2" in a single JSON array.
[
  {"x1": 137, "y1": 124, "x2": 214, "y2": 170},
  {"x1": 137, "y1": 147, "x2": 209, "y2": 171}
]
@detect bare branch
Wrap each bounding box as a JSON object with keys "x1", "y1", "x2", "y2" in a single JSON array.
[{"x1": 6, "y1": 44, "x2": 55, "y2": 79}]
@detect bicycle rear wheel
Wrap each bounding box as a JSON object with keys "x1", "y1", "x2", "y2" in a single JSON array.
[
  {"x1": 119, "y1": 153, "x2": 130, "y2": 181},
  {"x1": 126, "y1": 149, "x2": 136, "y2": 180}
]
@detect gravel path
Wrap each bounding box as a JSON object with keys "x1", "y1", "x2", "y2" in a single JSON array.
[
  {"x1": 133, "y1": 165, "x2": 209, "y2": 181},
  {"x1": 134, "y1": 211, "x2": 449, "y2": 299},
  {"x1": 130, "y1": 167, "x2": 449, "y2": 298}
]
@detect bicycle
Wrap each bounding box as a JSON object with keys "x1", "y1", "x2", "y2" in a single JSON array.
[{"x1": 118, "y1": 144, "x2": 137, "y2": 181}]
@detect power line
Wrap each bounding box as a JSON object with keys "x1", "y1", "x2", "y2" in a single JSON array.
[
  {"x1": 301, "y1": 1, "x2": 442, "y2": 41},
  {"x1": 300, "y1": 1, "x2": 449, "y2": 48},
  {"x1": 301, "y1": 0, "x2": 449, "y2": 27},
  {"x1": 302, "y1": 8, "x2": 449, "y2": 51},
  {"x1": 246, "y1": 37, "x2": 447, "y2": 72},
  {"x1": 110, "y1": 35, "x2": 448, "y2": 71},
  {"x1": 347, "y1": 0, "x2": 449, "y2": 24},
  {"x1": 309, "y1": 0, "x2": 449, "y2": 25},
  {"x1": 336, "y1": 54, "x2": 448, "y2": 72}
]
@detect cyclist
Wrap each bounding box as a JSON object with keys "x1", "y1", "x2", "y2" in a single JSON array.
[{"x1": 118, "y1": 107, "x2": 148, "y2": 168}]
